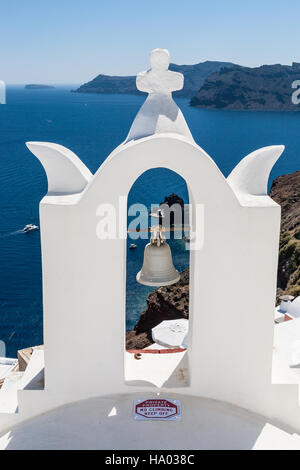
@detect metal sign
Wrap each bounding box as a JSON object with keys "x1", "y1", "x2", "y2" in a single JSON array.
[{"x1": 134, "y1": 398, "x2": 181, "y2": 421}]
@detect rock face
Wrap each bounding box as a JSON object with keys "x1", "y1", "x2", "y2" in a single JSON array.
[
  {"x1": 25, "y1": 84, "x2": 55, "y2": 89},
  {"x1": 191, "y1": 63, "x2": 300, "y2": 110},
  {"x1": 269, "y1": 170, "x2": 300, "y2": 300},
  {"x1": 126, "y1": 268, "x2": 189, "y2": 349},
  {"x1": 74, "y1": 61, "x2": 236, "y2": 98}
]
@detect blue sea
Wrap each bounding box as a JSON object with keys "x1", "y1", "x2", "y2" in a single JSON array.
[{"x1": 0, "y1": 86, "x2": 299, "y2": 357}]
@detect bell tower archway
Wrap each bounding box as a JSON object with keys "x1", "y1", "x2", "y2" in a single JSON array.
[{"x1": 125, "y1": 166, "x2": 191, "y2": 387}]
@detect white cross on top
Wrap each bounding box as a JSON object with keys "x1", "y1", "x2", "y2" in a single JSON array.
[{"x1": 136, "y1": 49, "x2": 184, "y2": 95}]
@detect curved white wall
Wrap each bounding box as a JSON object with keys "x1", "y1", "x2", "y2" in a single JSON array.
[{"x1": 2, "y1": 133, "x2": 300, "y2": 435}]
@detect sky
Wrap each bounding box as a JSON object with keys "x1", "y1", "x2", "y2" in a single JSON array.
[{"x1": 1, "y1": 0, "x2": 300, "y2": 84}]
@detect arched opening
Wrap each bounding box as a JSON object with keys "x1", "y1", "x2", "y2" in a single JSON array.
[{"x1": 125, "y1": 167, "x2": 191, "y2": 388}]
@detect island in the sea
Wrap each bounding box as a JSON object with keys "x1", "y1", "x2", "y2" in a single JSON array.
[
  {"x1": 25, "y1": 84, "x2": 55, "y2": 90},
  {"x1": 190, "y1": 63, "x2": 300, "y2": 110},
  {"x1": 75, "y1": 59, "x2": 300, "y2": 110},
  {"x1": 73, "y1": 61, "x2": 236, "y2": 98}
]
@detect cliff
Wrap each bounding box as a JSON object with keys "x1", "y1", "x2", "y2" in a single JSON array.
[
  {"x1": 159, "y1": 193, "x2": 185, "y2": 226},
  {"x1": 269, "y1": 170, "x2": 300, "y2": 300},
  {"x1": 190, "y1": 63, "x2": 300, "y2": 110},
  {"x1": 73, "y1": 61, "x2": 236, "y2": 98}
]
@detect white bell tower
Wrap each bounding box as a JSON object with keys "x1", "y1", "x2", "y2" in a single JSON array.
[{"x1": 2, "y1": 49, "x2": 300, "y2": 448}]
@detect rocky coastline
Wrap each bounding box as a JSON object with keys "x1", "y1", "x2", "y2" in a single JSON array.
[
  {"x1": 126, "y1": 267, "x2": 189, "y2": 350},
  {"x1": 25, "y1": 84, "x2": 55, "y2": 90},
  {"x1": 270, "y1": 170, "x2": 300, "y2": 300},
  {"x1": 73, "y1": 61, "x2": 235, "y2": 98}
]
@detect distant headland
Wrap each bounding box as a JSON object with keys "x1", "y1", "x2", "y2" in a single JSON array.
[
  {"x1": 25, "y1": 84, "x2": 55, "y2": 90},
  {"x1": 74, "y1": 60, "x2": 300, "y2": 110},
  {"x1": 190, "y1": 63, "x2": 300, "y2": 110}
]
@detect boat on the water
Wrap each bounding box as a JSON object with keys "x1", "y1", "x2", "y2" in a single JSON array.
[{"x1": 23, "y1": 224, "x2": 39, "y2": 233}]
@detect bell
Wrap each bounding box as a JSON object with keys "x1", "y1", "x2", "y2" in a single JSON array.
[{"x1": 136, "y1": 228, "x2": 180, "y2": 287}]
